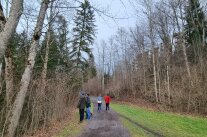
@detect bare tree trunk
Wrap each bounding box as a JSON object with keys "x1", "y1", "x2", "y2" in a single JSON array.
[
  {"x1": 0, "y1": 2, "x2": 6, "y2": 95},
  {"x1": 178, "y1": 3, "x2": 192, "y2": 111},
  {"x1": 39, "y1": 28, "x2": 51, "y2": 129},
  {"x1": 6, "y1": 1, "x2": 49, "y2": 136},
  {"x1": 143, "y1": 0, "x2": 159, "y2": 102},
  {"x1": 0, "y1": 63, "x2": 3, "y2": 95},
  {"x1": 181, "y1": 41, "x2": 191, "y2": 78},
  {"x1": 166, "y1": 65, "x2": 170, "y2": 104},
  {"x1": 142, "y1": 51, "x2": 147, "y2": 95},
  {"x1": 170, "y1": 1, "x2": 192, "y2": 111},
  {"x1": 5, "y1": 48, "x2": 13, "y2": 108},
  {"x1": 39, "y1": 2, "x2": 54, "y2": 127},
  {"x1": 0, "y1": 0, "x2": 23, "y2": 64},
  {"x1": 102, "y1": 44, "x2": 105, "y2": 92},
  {"x1": 97, "y1": 46, "x2": 101, "y2": 91},
  {"x1": 0, "y1": 3, "x2": 6, "y2": 31},
  {"x1": 152, "y1": 49, "x2": 158, "y2": 102},
  {"x1": 0, "y1": 2, "x2": 15, "y2": 109}
]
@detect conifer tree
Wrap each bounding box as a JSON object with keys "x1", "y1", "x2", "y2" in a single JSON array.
[
  {"x1": 185, "y1": 0, "x2": 207, "y2": 63},
  {"x1": 70, "y1": 0, "x2": 96, "y2": 69}
]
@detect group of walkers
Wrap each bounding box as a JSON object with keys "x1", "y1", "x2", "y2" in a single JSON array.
[
  {"x1": 97, "y1": 94, "x2": 111, "y2": 112},
  {"x1": 77, "y1": 91, "x2": 111, "y2": 123},
  {"x1": 77, "y1": 91, "x2": 91, "y2": 123}
]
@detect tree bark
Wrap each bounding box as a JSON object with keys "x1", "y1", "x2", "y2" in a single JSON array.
[
  {"x1": 152, "y1": 48, "x2": 158, "y2": 102},
  {"x1": 0, "y1": 0, "x2": 23, "y2": 64},
  {"x1": 143, "y1": 0, "x2": 159, "y2": 102},
  {"x1": 178, "y1": 1, "x2": 192, "y2": 111},
  {"x1": 166, "y1": 65, "x2": 170, "y2": 104},
  {"x1": 5, "y1": 48, "x2": 13, "y2": 108},
  {"x1": 0, "y1": 2, "x2": 6, "y2": 95},
  {"x1": 6, "y1": 1, "x2": 49, "y2": 136},
  {"x1": 39, "y1": 2, "x2": 54, "y2": 127},
  {"x1": 0, "y1": 2, "x2": 15, "y2": 109},
  {"x1": 102, "y1": 43, "x2": 105, "y2": 92}
]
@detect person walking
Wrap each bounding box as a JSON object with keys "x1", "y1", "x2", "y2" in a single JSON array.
[
  {"x1": 77, "y1": 91, "x2": 86, "y2": 123},
  {"x1": 85, "y1": 93, "x2": 91, "y2": 120},
  {"x1": 97, "y1": 94, "x2": 102, "y2": 112},
  {"x1": 104, "y1": 93, "x2": 111, "y2": 111}
]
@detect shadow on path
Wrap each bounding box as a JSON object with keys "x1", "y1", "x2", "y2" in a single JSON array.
[{"x1": 119, "y1": 114, "x2": 164, "y2": 137}]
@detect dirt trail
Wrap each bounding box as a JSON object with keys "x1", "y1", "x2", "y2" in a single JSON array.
[{"x1": 78, "y1": 97, "x2": 130, "y2": 137}]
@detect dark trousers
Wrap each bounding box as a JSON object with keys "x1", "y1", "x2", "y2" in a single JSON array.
[
  {"x1": 79, "y1": 109, "x2": 85, "y2": 122},
  {"x1": 106, "y1": 103, "x2": 110, "y2": 111},
  {"x1": 98, "y1": 103, "x2": 102, "y2": 111}
]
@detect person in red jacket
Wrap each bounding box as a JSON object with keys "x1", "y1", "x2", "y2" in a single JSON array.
[{"x1": 104, "y1": 94, "x2": 111, "y2": 111}]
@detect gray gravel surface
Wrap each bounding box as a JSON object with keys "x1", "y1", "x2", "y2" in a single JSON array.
[{"x1": 78, "y1": 97, "x2": 130, "y2": 137}]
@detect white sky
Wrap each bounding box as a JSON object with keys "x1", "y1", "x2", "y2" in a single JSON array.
[{"x1": 90, "y1": 0, "x2": 142, "y2": 41}]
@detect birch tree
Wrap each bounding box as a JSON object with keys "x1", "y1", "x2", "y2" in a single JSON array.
[
  {"x1": 6, "y1": 1, "x2": 50, "y2": 136},
  {"x1": 143, "y1": 0, "x2": 159, "y2": 102},
  {"x1": 154, "y1": 1, "x2": 172, "y2": 104},
  {"x1": 0, "y1": 0, "x2": 23, "y2": 70},
  {"x1": 0, "y1": 2, "x2": 6, "y2": 96}
]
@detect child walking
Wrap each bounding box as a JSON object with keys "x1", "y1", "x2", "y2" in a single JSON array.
[{"x1": 97, "y1": 94, "x2": 102, "y2": 112}]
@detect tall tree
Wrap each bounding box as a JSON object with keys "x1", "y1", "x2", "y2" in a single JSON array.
[
  {"x1": 185, "y1": 0, "x2": 207, "y2": 63},
  {"x1": 143, "y1": 0, "x2": 159, "y2": 102},
  {"x1": 70, "y1": 0, "x2": 96, "y2": 69},
  {"x1": 0, "y1": 0, "x2": 23, "y2": 71},
  {"x1": 6, "y1": 0, "x2": 50, "y2": 136}
]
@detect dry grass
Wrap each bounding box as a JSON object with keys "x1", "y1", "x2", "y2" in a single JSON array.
[{"x1": 23, "y1": 108, "x2": 85, "y2": 137}]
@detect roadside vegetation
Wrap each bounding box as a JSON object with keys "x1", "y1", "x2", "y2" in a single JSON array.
[
  {"x1": 111, "y1": 103, "x2": 207, "y2": 137},
  {"x1": 55, "y1": 110, "x2": 86, "y2": 137},
  {"x1": 56, "y1": 103, "x2": 94, "y2": 137}
]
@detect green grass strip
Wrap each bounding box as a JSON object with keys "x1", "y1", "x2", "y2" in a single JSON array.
[{"x1": 111, "y1": 103, "x2": 207, "y2": 137}]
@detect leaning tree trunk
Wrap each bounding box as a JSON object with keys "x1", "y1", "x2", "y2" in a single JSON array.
[
  {"x1": 6, "y1": 1, "x2": 49, "y2": 137},
  {"x1": 0, "y1": 0, "x2": 23, "y2": 68},
  {"x1": 0, "y1": 2, "x2": 15, "y2": 109},
  {"x1": 0, "y1": 2, "x2": 6, "y2": 95}
]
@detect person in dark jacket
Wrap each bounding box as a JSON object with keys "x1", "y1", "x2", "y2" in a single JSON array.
[
  {"x1": 77, "y1": 91, "x2": 86, "y2": 122},
  {"x1": 85, "y1": 93, "x2": 91, "y2": 120}
]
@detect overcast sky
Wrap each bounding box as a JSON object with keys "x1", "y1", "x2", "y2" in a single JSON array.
[
  {"x1": 90, "y1": 0, "x2": 142, "y2": 41},
  {"x1": 90, "y1": 0, "x2": 207, "y2": 42}
]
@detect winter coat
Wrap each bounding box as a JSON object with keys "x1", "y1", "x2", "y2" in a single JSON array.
[
  {"x1": 86, "y1": 96, "x2": 91, "y2": 108},
  {"x1": 104, "y1": 95, "x2": 111, "y2": 104},
  {"x1": 97, "y1": 96, "x2": 102, "y2": 103},
  {"x1": 77, "y1": 95, "x2": 86, "y2": 109}
]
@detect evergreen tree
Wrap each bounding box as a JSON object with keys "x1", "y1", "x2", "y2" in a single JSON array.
[
  {"x1": 70, "y1": 0, "x2": 96, "y2": 69},
  {"x1": 55, "y1": 15, "x2": 72, "y2": 71},
  {"x1": 83, "y1": 53, "x2": 97, "y2": 82},
  {"x1": 35, "y1": 15, "x2": 72, "y2": 76},
  {"x1": 185, "y1": 0, "x2": 207, "y2": 63},
  {"x1": 35, "y1": 29, "x2": 59, "y2": 77}
]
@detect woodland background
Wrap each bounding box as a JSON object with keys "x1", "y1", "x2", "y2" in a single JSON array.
[{"x1": 0, "y1": 0, "x2": 207, "y2": 137}]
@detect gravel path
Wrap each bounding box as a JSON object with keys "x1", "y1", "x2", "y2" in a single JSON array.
[{"x1": 78, "y1": 97, "x2": 130, "y2": 137}]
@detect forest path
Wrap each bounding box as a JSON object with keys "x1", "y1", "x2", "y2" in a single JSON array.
[{"x1": 78, "y1": 97, "x2": 130, "y2": 137}]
